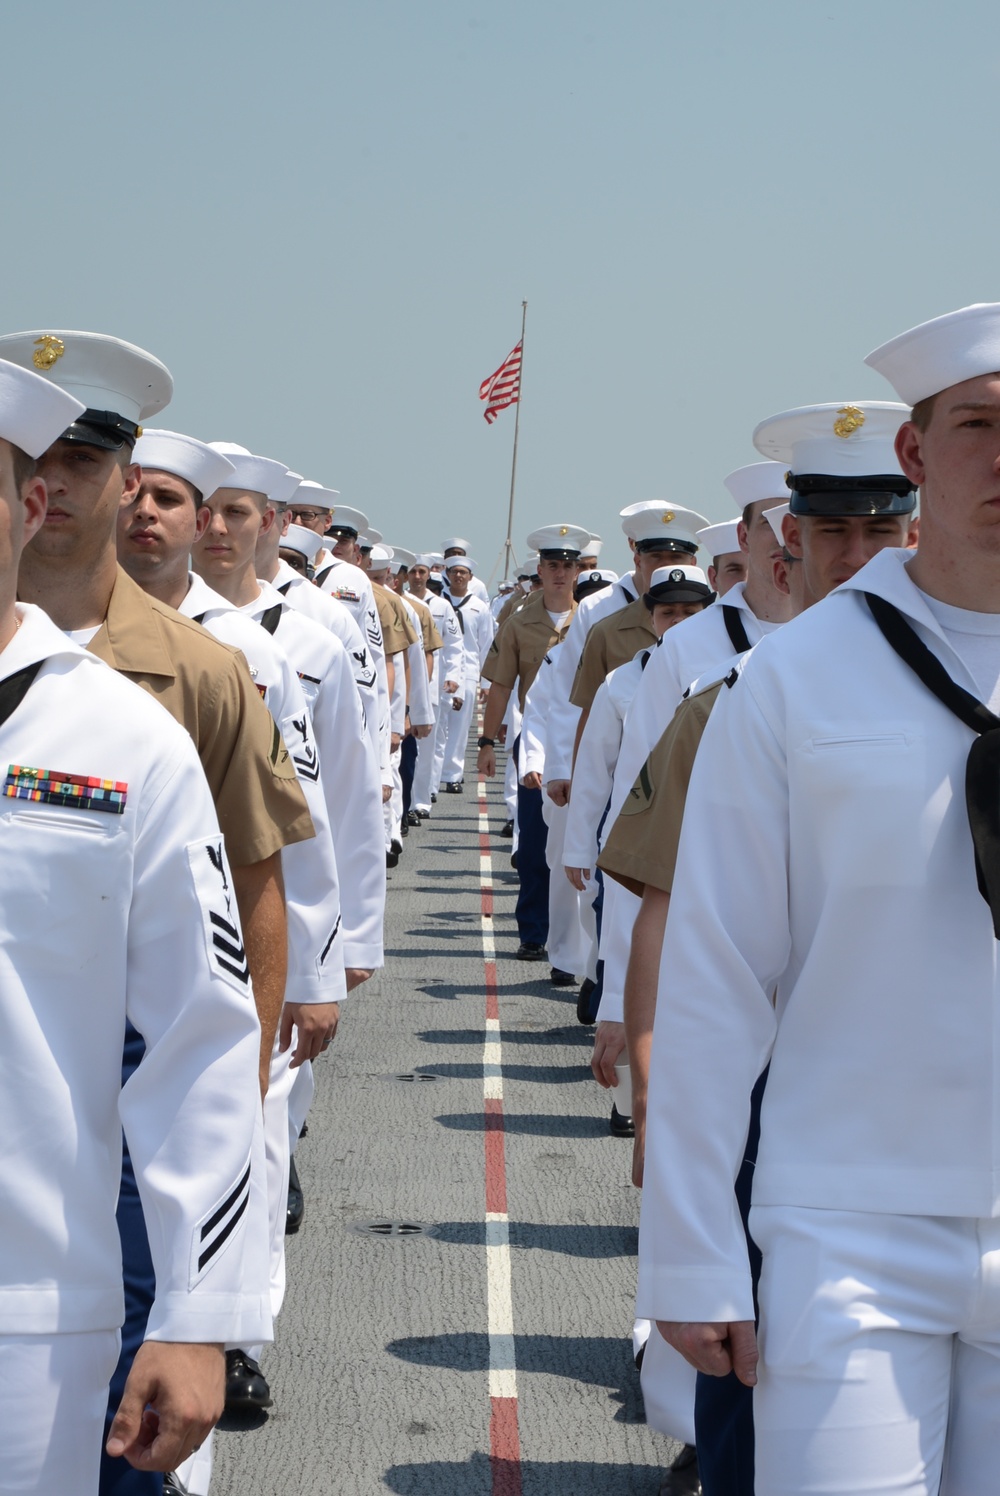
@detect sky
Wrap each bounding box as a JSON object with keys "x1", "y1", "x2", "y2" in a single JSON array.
[{"x1": 2, "y1": 1, "x2": 998, "y2": 582}]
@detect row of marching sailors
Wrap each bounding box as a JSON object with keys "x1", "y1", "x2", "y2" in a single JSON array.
[
  {"x1": 0, "y1": 328, "x2": 395, "y2": 1496},
  {"x1": 474, "y1": 439, "x2": 923, "y2": 1493}
]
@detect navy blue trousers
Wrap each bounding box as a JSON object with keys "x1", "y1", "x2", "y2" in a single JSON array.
[
  {"x1": 99, "y1": 1024, "x2": 163, "y2": 1496},
  {"x1": 693, "y1": 1068, "x2": 767, "y2": 1496},
  {"x1": 400, "y1": 731, "x2": 417, "y2": 819},
  {"x1": 513, "y1": 736, "x2": 549, "y2": 947}
]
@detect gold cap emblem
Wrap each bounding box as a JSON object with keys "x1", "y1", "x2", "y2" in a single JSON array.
[
  {"x1": 662, "y1": 511, "x2": 675, "y2": 524},
  {"x1": 32, "y1": 335, "x2": 65, "y2": 371},
  {"x1": 833, "y1": 405, "x2": 866, "y2": 438},
  {"x1": 559, "y1": 525, "x2": 568, "y2": 536}
]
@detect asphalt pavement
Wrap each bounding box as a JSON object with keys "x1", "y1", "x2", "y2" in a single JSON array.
[{"x1": 212, "y1": 736, "x2": 677, "y2": 1493}]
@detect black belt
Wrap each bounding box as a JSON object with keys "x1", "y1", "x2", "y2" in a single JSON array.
[{"x1": 865, "y1": 590, "x2": 1000, "y2": 937}]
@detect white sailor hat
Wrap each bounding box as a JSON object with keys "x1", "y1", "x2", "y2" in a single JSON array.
[
  {"x1": 359, "y1": 528, "x2": 383, "y2": 549},
  {"x1": 525, "y1": 523, "x2": 591, "y2": 560},
  {"x1": 723, "y1": 462, "x2": 790, "y2": 510},
  {"x1": 412, "y1": 553, "x2": 437, "y2": 568},
  {"x1": 696, "y1": 519, "x2": 742, "y2": 556},
  {"x1": 865, "y1": 303, "x2": 1000, "y2": 406},
  {"x1": 442, "y1": 536, "x2": 471, "y2": 553},
  {"x1": 390, "y1": 546, "x2": 416, "y2": 570},
  {"x1": 0, "y1": 329, "x2": 172, "y2": 450},
  {"x1": 581, "y1": 533, "x2": 603, "y2": 559},
  {"x1": 752, "y1": 402, "x2": 916, "y2": 516},
  {"x1": 368, "y1": 544, "x2": 394, "y2": 568},
  {"x1": 133, "y1": 429, "x2": 236, "y2": 500},
  {"x1": 516, "y1": 554, "x2": 540, "y2": 579},
  {"x1": 444, "y1": 554, "x2": 476, "y2": 573},
  {"x1": 643, "y1": 563, "x2": 715, "y2": 608},
  {"x1": 619, "y1": 501, "x2": 709, "y2": 554},
  {"x1": 0, "y1": 358, "x2": 85, "y2": 460},
  {"x1": 281, "y1": 523, "x2": 325, "y2": 563},
  {"x1": 208, "y1": 442, "x2": 296, "y2": 502},
  {"x1": 763, "y1": 504, "x2": 790, "y2": 544},
  {"x1": 290, "y1": 480, "x2": 347, "y2": 517}
]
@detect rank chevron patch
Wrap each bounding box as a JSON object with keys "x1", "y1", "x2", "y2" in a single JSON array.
[
  {"x1": 284, "y1": 712, "x2": 320, "y2": 783},
  {"x1": 190, "y1": 1153, "x2": 252, "y2": 1286},
  {"x1": 187, "y1": 837, "x2": 252, "y2": 996}
]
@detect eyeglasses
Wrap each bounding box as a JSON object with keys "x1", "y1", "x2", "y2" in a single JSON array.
[{"x1": 288, "y1": 508, "x2": 331, "y2": 523}]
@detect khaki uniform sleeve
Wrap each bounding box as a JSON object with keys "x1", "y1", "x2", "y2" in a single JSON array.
[
  {"x1": 598, "y1": 684, "x2": 722, "y2": 896},
  {"x1": 482, "y1": 614, "x2": 524, "y2": 689},
  {"x1": 204, "y1": 652, "x2": 316, "y2": 868},
  {"x1": 569, "y1": 623, "x2": 610, "y2": 712},
  {"x1": 377, "y1": 594, "x2": 417, "y2": 656}
]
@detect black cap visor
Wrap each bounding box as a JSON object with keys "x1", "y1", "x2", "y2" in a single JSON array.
[
  {"x1": 788, "y1": 472, "x2": 917, "y2": 517},
  {"x1": 634, "y1": 537, "x2": 698, "y2": 556},
  {"x1": 62, "y1": 408, "x2": 140, "y2": 452}
]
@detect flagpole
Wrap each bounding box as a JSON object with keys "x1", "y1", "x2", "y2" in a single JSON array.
[{"x1": 501, "y1": 300, "x2": 528, "y2": 582}]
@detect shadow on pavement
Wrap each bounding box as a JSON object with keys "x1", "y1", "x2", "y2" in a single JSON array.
[
  {"x1": 435, "y1": 1111, "x2": 608, "y2": 1139},
  {"x1": 384, "y1": 1452, "x2": 663, "y2": 1494}
]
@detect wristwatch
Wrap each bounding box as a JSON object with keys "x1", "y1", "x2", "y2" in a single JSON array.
[{"x1": 477, "y1": 735, "x2": 495, "y2": 748}]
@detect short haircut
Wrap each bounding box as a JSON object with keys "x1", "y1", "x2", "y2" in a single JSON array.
[
  {"x1": 910, "y1": 394, "x2": 936, "y2": 431},
  {"x1": 11, "y1": 443, "x2": 36, "y2": 490}
]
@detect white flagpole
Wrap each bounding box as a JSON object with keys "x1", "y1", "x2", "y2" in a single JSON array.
[{"x1": 501, "y1": 300, "x2": 528, "y2": 582}]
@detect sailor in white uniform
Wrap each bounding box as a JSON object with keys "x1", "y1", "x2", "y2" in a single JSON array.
[
  {"x1": 406, "y1": 554, "x2": 464, "y2": 816},
  {"x1": 442, "y1": 535, "x2": 490, "y2": 603},
  {"x1": 640, "y1": 304, "x2": 1000, "y2": 1494},
  {"x1": 440, "y1": 556, "x2": 494, "y2": 790},
  {"x1": 0, "y1": 360, "x2": 265, "y2": 1489}
]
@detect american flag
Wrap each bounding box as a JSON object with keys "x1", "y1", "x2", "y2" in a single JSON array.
[{"x1": 479, "y1": 341, "x2": 522, "y2": 424}]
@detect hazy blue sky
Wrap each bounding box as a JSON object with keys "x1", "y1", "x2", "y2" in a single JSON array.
[{"x1": 3, "y1": 1, "x2": 997, "y2": 579}]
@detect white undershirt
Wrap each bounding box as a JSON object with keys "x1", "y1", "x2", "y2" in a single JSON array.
[
  {"x1": 65, "y1": 626, "x2": 101, "y2": 647},
  {"x1": 917, "y1": 588, "x2": 1000, "y2": 714},
  {"x1": 755, "y1": 617, "x2": 782, "y2": 636},
  {"x1": 546, "y1": 609, "x2": 572, "y2": 631}
]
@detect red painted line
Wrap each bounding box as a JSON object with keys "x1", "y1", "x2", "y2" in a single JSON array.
[
  {"x1": 484, "y1": 1099, "x2": 508, "y2": 1216},
  {"x1": 490, "y1": 1397, "x2": 523, "y2": 1496}
]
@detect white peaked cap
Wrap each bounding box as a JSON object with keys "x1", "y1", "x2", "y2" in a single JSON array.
[
  {"x1": 581, "y1": 534, "x2": 603, "y2": 557},
  {"x1": 0, "y1": 358, "x2": 85, "y2": 459},
  {"x1": 208, "y1": 442, "x2": 295, "y2": 501},
  {"x1": 359, "y1": 528, "x2": 382, "y2": 547},
  {"x1": 723, "y1": 462, "x2": 790, "y2": 509},
  {"x1": 648, "y1": 563, "x2": 711, "y2": 590},
  {"x1": 390, "y1": 546, "x2": 417, "y2": 569},
  {"x1": 368, "y1": 545, "x2": 394, "y2": 567},
  {"x1": 696, "y1": 519, "x2": 742, "y2": 556},
  {"x1": 865, "y1": 303, "x2": 1000, "y2": 406},
  {"x1": 282, "y1": 523, "x2": 325, "y2": 563},
  {"x1": 0, "y1": 329, "x2": 172, "y2": 424},
  {"x1": 133, "y1": 429, "x2": 236, "y2": 498},
  {"x1": 619, "y1": 500, "x2": 709, "y2": 548},
  {"x1": 525, "y1": 523, "x2": 592, "y2": 555},
  {"x1": 763, "y1": 504, "x2": 790, "y2": 544},
  {"x1": 442, "y1": 536, "x2": 471, "y2": 552},
  {"x1": 444, "y1": 554, "x2": 476, "y2": 573},
  {"x1": 752, "y1": 402, "x2": 909, "y2": 476}
]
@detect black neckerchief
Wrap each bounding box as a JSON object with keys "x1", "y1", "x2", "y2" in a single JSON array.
[
  {"x1": 722, "y1": 604, "x2": 752, "y2": 654},
  {"x1": 258, "y1": 604, "x2": 283, "y2": 637},
  {"x1": 277, "y1": 581, "x2": 293, "y2": 596},
  {"x1": 865, "y1": 590, "x2": 1000, "y2": 937},
  {"x1": 0, "y1": 660, "x2": 42, "y2": 730}
]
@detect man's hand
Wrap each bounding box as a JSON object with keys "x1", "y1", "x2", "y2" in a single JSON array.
[
  {"x1": 564, "y1": 865, "x2": 590, "y2": 891},
  {"x1": 444, "y1": 679, "x2": 459, "y2": 695},
  {"x1": 345, "y1": 968, "x2": 372, "y2": 992},
  {"x1": 381, "y1": 782, "x2": 393, "y2": 803},
  {"x1": 657, "y1": 1321, "x2": 758, "y2": 1387},
  {"x1": 477, "y1": 744, "x2": 496, "y2": 779},
  {"x1": 547, "y1": 779, "x2": 571, "y2": 806},
  {"x1": 478, "y1": 687, "x2": 489, "y2": 705},
  {"x1": 106, "y1": 1341, "x2": 224, "y2": 1472},
  {"x1": 390, "y1": 732, "x2": 401, "y2": 751},
  {"x1": 520, "y1": 771, "x2": 542, "y2": 791},
  {"x1": 412, "y1": 723, "x2": 432, "y2": 739},
  {"x1": 497, "y1": 723, "x2": 508, "y2": 746},
  {"x1": 631, "y1": 1086, "x2": 647, "y2": 1187},
  {"x1": 591, "y1": 1020, "x2": 626, "y2": 1088},
  {"x1": 279, "y1": 1001, "x2": 340, "y2": 1067}
]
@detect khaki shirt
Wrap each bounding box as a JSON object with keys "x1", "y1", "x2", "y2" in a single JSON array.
[
  {"x1": 406, "y1": 592, "x2": 443, "y2": 653},
  {"x1": 89, "y1": 567, "x2": 314, "y2": 868},
  {"x1": 569, "y1": 596, "x2": 657, "y2": 712},
  {"x1": 598, "y1": 679, "x2": 723, "y2": 896},
  {"x1": 375, "y1": 585, "x2": 419, "y2": 657},
  {"x1": 483, "y1": 590, "x2": 577, "y2": 710},
  {"x1": 494, "y1": 588, "x2": 529, "y2": 630}
]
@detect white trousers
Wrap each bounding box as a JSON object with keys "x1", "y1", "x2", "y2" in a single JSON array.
[
  {"x1": 288, "y1": 1059, "x2": 315, "y2": 1155},
  {"x1": 412, "y1": 713, "x2": 439, "y2": 811},
  {"x1": 750, "y1": 1204, "x2": 1000, "y2": 1495},
  {"x1": 541, "y1": 796, "x2": 589, "y2": 976},
  {"x1": 442, "y1": 688, "x2": 476, "y2": 783},
  {"x1": 0, "y1": 1330, "x2": 119, "y2": 1493},
  {"x1": 384, "y1": 744, "x2": 402, "y2": 846},
  {"x1": 428, "y1": 698, "x2": 453, "y2": 800}
]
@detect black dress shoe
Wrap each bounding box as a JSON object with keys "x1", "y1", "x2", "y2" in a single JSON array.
[
  {"x1": 515, "y1": 942, "x2": 547, "y2": 961},
  {"x1": 400, "y1": 819, "x2": 409, "y2": 837},
  {"x1": 500, "y1": 818, "x2": 514, "y2": 838},
  {"x1": 577, "y1": 976, "x2": 599, "y2": 1024},
  {"x1": 286, "y1": 1155, "x2": 304, "y2": 1234},
  {"x1": 510, "y1": 850, "x2": 518, "y2": 870},
  {"x1": 550, "y1": 967, "x2": 575, "y2": 987},
  {"x1": 391, "y1": 837, "x2": 403, "y2": 856},
  {"x1": 431, "y1": 793, "x2": 437, "y2": 803},
  {"x1": 224, "y1": 1349, "x2": 272, "y2": 1412},
  {"x1": 386, "y1": 848, "x2": 399, "y2": 869},
  {"x1": 659, "y1": 1444, "x2": 701, "y2": 1495},
  {"x1": 443, "y1": 780, "x2": 463, "y2": 793},
  {"x1": 406, "y1": 810, "x2": 422, "y2": 827},
  {"x1": 164, "y1": 1473, "x2": 192, "y2": 1495},
  {"x1": 610, "y1": 1103, "x2": 635, "y2": 1138},
  {"x1": 416, "y1": 808, "x2": 431, "y2": 819}
]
